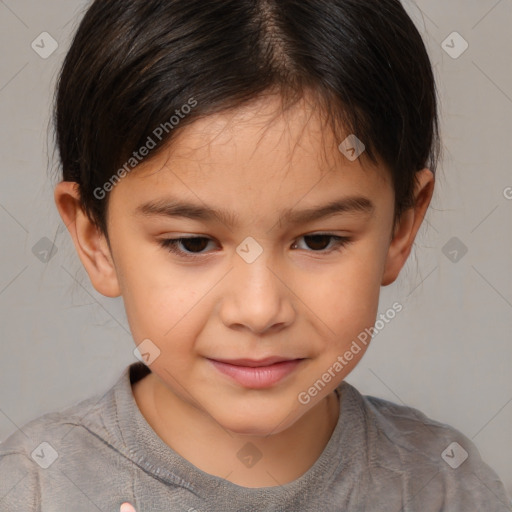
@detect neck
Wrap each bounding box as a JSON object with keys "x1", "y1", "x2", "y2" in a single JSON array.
[{"x1": 132, "y1": 372, "x2": 340, "y2": 488}]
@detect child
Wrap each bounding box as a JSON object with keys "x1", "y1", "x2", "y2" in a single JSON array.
[{"x1": 1, "y1": 0, "x2": 510, "y2": 510}]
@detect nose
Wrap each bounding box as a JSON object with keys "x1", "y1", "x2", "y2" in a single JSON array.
[{"x1": 218, "y1": 249, "x2": 296, "y2": 334}]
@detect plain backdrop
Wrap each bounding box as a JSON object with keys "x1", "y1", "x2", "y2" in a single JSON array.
[{"x1": 0, "y1": 0, "x2": 511, "y2": 501}]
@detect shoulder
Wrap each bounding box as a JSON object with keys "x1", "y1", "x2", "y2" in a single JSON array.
[
  {"x1": 1, "y1": 383, "x2": 112, "y2": 454},
  {"x1": 0, "y1": 387, "x2": 114, "y2": 511},
  {"x1": 344, "y1": 383, "x2": 512, "y2": 511},
  {"x1": 361, "y1": 390, "x2": 469, "y2": 463}
]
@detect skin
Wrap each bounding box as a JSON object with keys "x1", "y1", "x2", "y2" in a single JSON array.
[{"x1": 55, "y1": 94, "x2": 434, "y2": 490}]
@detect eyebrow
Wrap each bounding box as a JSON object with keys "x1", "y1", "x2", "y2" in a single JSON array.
[{"x1": 135, "y1": 195, "x2": 374, "y2": 227}]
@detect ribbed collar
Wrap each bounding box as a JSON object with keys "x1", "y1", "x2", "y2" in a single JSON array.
[{"x1": 99, "y1": 361, "x2": 366, "y2": 502}]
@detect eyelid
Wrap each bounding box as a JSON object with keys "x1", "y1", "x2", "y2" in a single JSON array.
[
  {"x1": 291, "y1": 233, "x2": 352, "y2": 252},
  {"x1": 159, "y1": 236, "x2": 218, "y2": 258}
]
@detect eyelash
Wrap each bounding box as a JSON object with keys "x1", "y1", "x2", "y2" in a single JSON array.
[{"x1": 159, "y1": 234, "x2": 352, "y2": 258}]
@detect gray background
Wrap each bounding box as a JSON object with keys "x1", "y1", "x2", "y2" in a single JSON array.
[{"x1": 0, "y1": 0, "x2": 511, "y2": 501}]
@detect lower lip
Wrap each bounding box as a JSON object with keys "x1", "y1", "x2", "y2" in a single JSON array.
[{"x1": 209, "y1": 359, "x2": 303, "y2": 389}]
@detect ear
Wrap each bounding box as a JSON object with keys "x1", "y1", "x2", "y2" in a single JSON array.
[
  {"x1": 381, "y1": 168, "x2": 435, "y2": 286},
  {"x1": 54, "y1": 181, "x2": 121, "y2": 298}
]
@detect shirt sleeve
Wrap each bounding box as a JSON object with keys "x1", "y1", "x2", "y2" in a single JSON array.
[
  {"x1": 0, "y1": 450, "x2": 41, "y2": 511},
  {"x1": 402, "y1": 429, "x2": 512, "y2": 511},
  {"x1": 364, "y1": 393, "x2": 512, "y2": 511}
]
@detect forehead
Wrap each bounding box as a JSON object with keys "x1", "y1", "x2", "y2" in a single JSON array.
[{"x1": 112, "y1": 95, "x2": 393, "y2": 212}]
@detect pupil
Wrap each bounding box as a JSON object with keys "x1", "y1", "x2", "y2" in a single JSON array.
[
  {"x1": 183, "y1": 238, "x2": 208, "y2": 252},
  {"x1": 305, "y1": 235, "x2": 330, "y2": 251}
]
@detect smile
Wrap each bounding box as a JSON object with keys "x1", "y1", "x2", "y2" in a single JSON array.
[{"x1": 207, "y1": 358, "x2": 304, "y2": 389}]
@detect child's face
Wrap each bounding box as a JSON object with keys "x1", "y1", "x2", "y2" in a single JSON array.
[{"x1": 59, "y1": 95, "x2": 430, "y2": 435}]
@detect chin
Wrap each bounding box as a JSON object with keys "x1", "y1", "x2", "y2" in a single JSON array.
[
  {"x1": 217, "y1": 410, "x2": 297, "y2": 437},
  {"x1": 226, "y1": 423, "x2": 283, "y2": 437}
]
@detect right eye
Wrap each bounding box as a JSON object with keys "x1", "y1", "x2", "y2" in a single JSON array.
[{"x1": 159, "y1": 237, "x2": 217, "y2": 258}]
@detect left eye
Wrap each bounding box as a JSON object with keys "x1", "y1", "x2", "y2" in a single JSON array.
[{"x1": 292, "y1": 234, "x2": 351, "y2": 252}]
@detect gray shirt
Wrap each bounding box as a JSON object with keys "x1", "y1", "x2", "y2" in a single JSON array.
[{"x1": 1, "y1": 362, "x2": 510, "y2": 511}]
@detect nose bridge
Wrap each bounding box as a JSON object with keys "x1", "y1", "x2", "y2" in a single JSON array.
[
  {"x1": 236, "y1": 247, "x2": 277, "y2": 298},
  {"x1": 219, "y1": 239, "x2": 294, "y2": 333}
]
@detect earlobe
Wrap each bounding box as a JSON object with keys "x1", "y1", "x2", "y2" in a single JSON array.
[
  {"x1": 54, "y1": 181, "x2": 122, "y2": 298},
  {"x1": 381, "y1": 168, "x2": 435, "y2": 286}
]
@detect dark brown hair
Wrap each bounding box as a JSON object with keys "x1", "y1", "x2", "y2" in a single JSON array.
[{"x1": 54, "y1": 0, "x2": 441, "y2": 239}]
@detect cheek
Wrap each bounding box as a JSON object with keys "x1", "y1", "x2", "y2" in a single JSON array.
[
  {"x1": 303, "y1": 249, "x2": 384, "y2": 343},
  {"x1": 116, "y1": 245, "x2": 208, "y2": 345},
  {"x1": 121, "y1": 277, "x2": 205, "y2": 375}
]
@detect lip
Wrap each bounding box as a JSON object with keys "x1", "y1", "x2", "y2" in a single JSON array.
[
  {"x1": 208, "y1": 358, "x2": 304, "y2": 389},
  {"x1": 211, "y1": 356, "x2": 299, "y2": 367}
]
